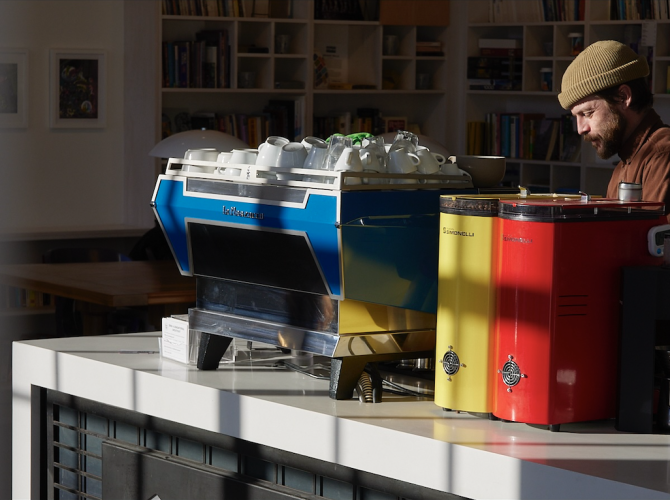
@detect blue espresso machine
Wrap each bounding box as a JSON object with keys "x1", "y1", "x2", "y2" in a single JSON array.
[{"x1": 152, "y1": 158, "x2": 476, "y2": 399}]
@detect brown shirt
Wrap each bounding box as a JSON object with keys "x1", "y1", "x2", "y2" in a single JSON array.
[{"x1": 606, "y1": 109, "x2": 670, "y2": 221}]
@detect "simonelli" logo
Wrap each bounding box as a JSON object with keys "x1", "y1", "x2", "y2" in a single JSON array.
[
  {"x1": 443, "y1": 227, "x2": 474, "y2": 237},
  {"x1": 222, "y1": 205, "x2": 264, "y2": 220},
  {"x1": 503, "y1": 234, "x2": 533, "y2": 244}
]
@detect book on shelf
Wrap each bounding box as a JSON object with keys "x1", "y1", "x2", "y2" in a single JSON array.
[
  {"x1": 163, "y1": 0, "x2": 222, "y2": 16},
  {"x1": 416, "y1": 50, "x2": 445, "y2": 57},
  {"x1": 176, "y1": 42, "x2": 190, "y2": 88},
  {"x1": 482, "y1": 112, "x2": 545, "y2": 158},
  {"x1": 294, "y1": 96, "x2": 305, "y2": 140},
  {"x1": 247, "y1": 115, "x2": 263, "y2": 148},
  {"x1": 546, "y1": 121, "x2": 560, "y2": 162},
  {"x1": 269, "y1": 0, "x2": 292, "y2": 18},
  {"x1": 162, "y1": 29, "x2": 229, "y2": 89},
  {"x1": 357, "y1": 108, "x2": 384, "y2": 135},
  {"x1": 532, "y1": 118, "x2": 560, "y2": 161},
  {"x1": 161, "y1": 0, "x2": 291, "y2": 18},
  {"x1": 468, "y1": 56, "x2": 522, "y2": 80},
  {"x1": 521, "y1": 113, "x2": 546, "y2": 159},
  {"x1": 479, "y1": 47, "x2": 523, "y2": 57},
  {"x1": 610, "y1": 0, "x2": 669, "y2": 19},
  {"x1": 225, "y1": 0, "x2": 238, "y2": 17},
  {"x1": 163, "y1": 103, "x2": 302, "y2": 149},
  {"x1": 314, "y1": 0, "x2": 367, "y2": 20},
  {"x1": 251, "y1": 0, "x2": 269, "y2": 16},
  {"x1": 558, "y1": 113, "x2": 582, "y2": 162},
  {"x1": 486, "y1": 0, "x2": 584, "y2": 22},
  {"x1": 341, "y1": 111, "x2": 353, "y2": 135},
  {"x1": 416, "y1": 40, "x2": 444, "y2": 57},
  {"x1": 468, "y1": 79, "x2": 522, "y2": 91},
  {"x1": 0, "y1": 285, "x2": 52, "y2": 310},
  {"x1": 467, "y1": 121, "x2": 485, "y2": 155},
  {"x1": 478, "y1": 38, "x2": 522, "y2": 50},
  {"x1": 196, "y1": 29, "x2": 230, "y2": 88},
  {"x1": 500, "y1": 114, "x2": 511, "y2": 157},
  {"x1": 313, "y1": 113, "x2": 348, "y2": 138},
  {"x1": 203, "y1": 45, "x2": 217, "y2": 88},
  {"x1": 264, "y1": 99, "x2": 296, "y2": 140},
  {"x1": 191, "y1": 112, "x2": 217, "y2": 130},
  {"x1": 236, "y1": 114, "x2": 249, "y2": 144}
]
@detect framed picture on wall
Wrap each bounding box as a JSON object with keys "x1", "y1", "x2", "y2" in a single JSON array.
[
  {"x1": 49, "y1": 49, "x2": 106, "y2": 128},
  {"x1": 0, "y1": 49, "x2": 28, "y2": 128}
]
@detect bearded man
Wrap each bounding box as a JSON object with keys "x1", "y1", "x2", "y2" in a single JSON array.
[{"x1": 558, "y1": 40, "x2": 670, "y2": 220}]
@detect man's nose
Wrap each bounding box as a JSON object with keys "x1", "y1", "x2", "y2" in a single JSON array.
[{"x1": 576, "y1": 117, "x2": 589, "y2": 135}]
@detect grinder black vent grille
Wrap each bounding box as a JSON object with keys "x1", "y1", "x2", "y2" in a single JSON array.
[
  {"x1": 442, "y1": 350, "x2": 460, "y2": 376},
  {"x1": 501, "y1": 360, "x2": 522, "y2": 387}
]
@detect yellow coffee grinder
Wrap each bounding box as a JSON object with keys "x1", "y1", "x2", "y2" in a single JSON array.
[{"x1": 435, "y1": 194, "x2": 503, "y2": 415}]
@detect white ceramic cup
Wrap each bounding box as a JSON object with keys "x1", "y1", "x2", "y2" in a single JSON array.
[
  {"x1": 303, "y1": 141, "x2": 328, "y2": 170},
  {"x1": 335, "y1": 146, "x2": 363, "y2": 185},
  {"x1": 214, "y1": 152, "x2": 233, "y2": 175},
  {"x1": 359, "y1": 148, "x2": 384, "y2": 185},
  {"x1": 276, "y1": 142, "x2": 307, "y2": 180},
  {"x1": 256, "y1": 136, "x2": 290, "y2": 166},
  {"x1": 416, "y1": 148, "x2": 440, "y2": 175},
  {"x1": 417, "y1": 145, "x2": 446, "y2": 165},
  {"x1": 216, "y1": 152, "x2": 232, "y2": 163},
  {"x1": 388, "y1": 150, "x2": 420, "y2": 184},
  {"x1": 360, "y1": 149, "x2": 383, "y2": 172},
  {"x1": 388, "y1": 150, "x2": 421, "y2": 174},
  {"x1": 440, "y1": 161, "x2": 461, "y2": 175},
  {"x1": 181, "y1": 163, "x2": 216, "y2": 173},
  {"x1": 183, "y1": 148, "x2": 219, "y2": 173},
  {"x1": 229, "y1": 149, "x2": 258, "y2": 165},
  {"x1": 432, "y1": 152, "x2": 447, "y2": 165},
  {"x1": 184, "y1": 148, "x2": 219, "y2": 161},
  {"x1": 256, "y1": 136, "x2": 290, "y2": 178},
  {"x1": 301, "y1": 136, "x2": 327, "y2": 152},
  {"x1": 335, "y1": 147, "x2": 363, "y2": 171}
]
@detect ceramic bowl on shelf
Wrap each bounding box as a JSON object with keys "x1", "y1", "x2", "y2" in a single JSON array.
[{"x1": 446, "y1": 155, "x2": 505, "y2": 188}]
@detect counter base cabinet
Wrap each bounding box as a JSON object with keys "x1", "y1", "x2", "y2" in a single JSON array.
[
  {"x1": 14, "y1": 334, "x2": 670, "y2": 500},
  {"x1": 44, "y1": 389, "x2": 459, "y2": 500},
  {"x1": 465, "y1": 0, "x2": 670, "y2": 196}
]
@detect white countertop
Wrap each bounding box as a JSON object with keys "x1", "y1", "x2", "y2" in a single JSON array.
[{"x1": 12, "y1": 332, "x2": 670, "y2": 500}]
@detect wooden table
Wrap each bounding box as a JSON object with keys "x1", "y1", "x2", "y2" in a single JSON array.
[{"x1": 0, "y1": 261, "x2": 196, "y2": 334}]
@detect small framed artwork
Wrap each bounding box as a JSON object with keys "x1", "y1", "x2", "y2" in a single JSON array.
[
  {"x1": 385, "y1": 116, "x2": 407, "y2": 133},
  {"x1": 0, "y1": 49, "x2": 28, "y2": 128},
  {"x1": 50, "y1": 49, "x2": 106, "y2": 128}
]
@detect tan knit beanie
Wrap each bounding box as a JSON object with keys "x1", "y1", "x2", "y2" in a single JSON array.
[{"x1": 558, "y1": 40, "x2": 649, "y2": 109}]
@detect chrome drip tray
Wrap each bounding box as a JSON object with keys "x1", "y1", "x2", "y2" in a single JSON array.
[
  {"x1": 189, "y1": 307, "x2": 435, "y2": 400},
  {"x1": 189, "y1": 307, "x2": 435, "y2": 358}
]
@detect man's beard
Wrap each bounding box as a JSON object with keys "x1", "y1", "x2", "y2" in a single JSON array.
[{"x1": 584, "y1": 105, "x2": 627, "y2": 159}]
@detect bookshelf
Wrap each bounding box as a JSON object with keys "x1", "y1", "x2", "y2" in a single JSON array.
[
  {"x1": 0, "y1": 285, "x2": 54, "y2": 316},
  {"x1": 464, "y1": 0, "x2": 670, "y2": 195},
  {"x1": 157, "y1": 0, "x2": 451, "y2": 148}
]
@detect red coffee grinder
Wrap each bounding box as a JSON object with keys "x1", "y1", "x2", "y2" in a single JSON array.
[{"x1": 493, "y1": 197, "x2": 665, "y2": 431}]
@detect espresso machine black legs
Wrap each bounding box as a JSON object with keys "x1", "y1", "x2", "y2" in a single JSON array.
[
  {"x1": 329, "y1": 357, "x2": 369, "y2": 400},
  {"x1": 197, "y1": 333, "x2": 233, "y2": 370}
]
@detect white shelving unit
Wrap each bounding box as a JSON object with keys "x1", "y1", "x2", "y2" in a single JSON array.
[
  {"x1": 157, "y1": 1, "x2": 451, "y2": 147},
  {"x1": 465, "y1": 0, "x2": 670, "y2": 195}
]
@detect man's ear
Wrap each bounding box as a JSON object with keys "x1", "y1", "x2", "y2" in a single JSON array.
[{"x1": 618, "y1": 84, "x2": 633, "y2": 108}]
